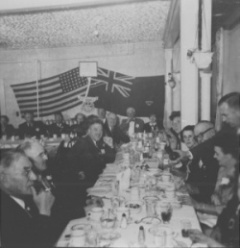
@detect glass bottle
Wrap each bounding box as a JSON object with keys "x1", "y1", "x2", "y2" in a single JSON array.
[{"x1": 138, "y1": 226, "x2": 145, "y2": 246}]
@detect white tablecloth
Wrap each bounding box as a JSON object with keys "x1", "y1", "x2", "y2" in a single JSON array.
[{"x1": 56, "y1": 157, "x2": 201, "y2": 247}]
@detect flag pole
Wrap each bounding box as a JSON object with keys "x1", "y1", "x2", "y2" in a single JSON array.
[
  {"x1": 84, "y1": 77, "x2": 91, "y2": 99},
  {"x1": 36, "y1": 60, "x2": 41, "y2": 119}
]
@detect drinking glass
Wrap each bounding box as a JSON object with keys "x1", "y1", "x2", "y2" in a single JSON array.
[
  {"x1": 145, "y1": 200, "x2": 157, "y2": 217},
  {"x1": 181, "y1": 219, "x2": 192, "y2": 237},
  {"x1": 160, "y1": 203, "x2": 172, "y2": 223}
]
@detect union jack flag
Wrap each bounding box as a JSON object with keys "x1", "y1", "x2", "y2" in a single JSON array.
[{"x1": 90, "y1": 67, "x2": 135, "y2": 98}]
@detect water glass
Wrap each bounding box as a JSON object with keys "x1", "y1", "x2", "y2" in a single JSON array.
[
  {"x1": 181, "y1": 219, "x2": 192, "y2": 237},
  {"x1": 145, "y1": 200, "x2": 157, "y2": 217}
]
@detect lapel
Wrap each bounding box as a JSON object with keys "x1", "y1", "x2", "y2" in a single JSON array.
[
  {"x1": 86, "y1": 135, "x2": 100, "y2": 154},
  {"x1": 1, "y1": 190, "x2": 32, "y2": 220}
]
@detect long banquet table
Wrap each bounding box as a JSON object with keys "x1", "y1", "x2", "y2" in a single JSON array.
[{"x1": 56, "y1": 141, "x2": 203, "y2": 248}]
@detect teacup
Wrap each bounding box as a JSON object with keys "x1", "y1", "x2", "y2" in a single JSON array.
[
  {"x1": 150, "y1": 226, "x2": 175, "y2": 247},
  {"x1": 161, "y1": 173, "x2": 172, "y2": 182},
  {"x1": 70, "y1": 229, "x2": 86, "y2": 247},
  {"x1": 88, "y1": 207, "x2": 104, "y2": 221}
]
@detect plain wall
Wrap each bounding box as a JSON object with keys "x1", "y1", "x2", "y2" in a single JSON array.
[
  {"x1": 222, "y1": 24, "x2": 240, "y2": 94},
  {"x1": 0, "y1": 41, "x2": 165, "y2": 127}
]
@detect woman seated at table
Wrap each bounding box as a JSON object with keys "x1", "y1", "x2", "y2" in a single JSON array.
[
  {"x1": 0, "y1": 115, "x2": 16, "y2": 139},
  {"x1": 188, "y1": 160, "x2": 239, "y2": 248},
  {"x1": 191, "y1": 132, "x2": 238, "y2": 217},
  {"x1": 180, "y1": 125, "x2": 197, "y2": 149}
]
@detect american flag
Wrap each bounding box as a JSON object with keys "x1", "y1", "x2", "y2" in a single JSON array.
[
  {"x1": 11, "y1": 68, "x2": 88, "y2": 117},
  {"x1": 91, "y1": 67, "x2": 134, "y2": 97}
]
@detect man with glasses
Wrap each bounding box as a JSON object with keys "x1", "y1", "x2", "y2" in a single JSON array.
[
  {"x1": 0, "y1": 150, "x2": 56, "y2": 247},
  {"x1": 194, "y1": 121, "x2": 215, "y2": 144},
  {"x1": 173, "y1": 92, "x2": 240, "y2": 164},
  {"x1": 185, "y1": 121, "x2": 219, "y2": 202},
  {"x1": 17, "y1": 139, "x2": 85, "y2": 232}
]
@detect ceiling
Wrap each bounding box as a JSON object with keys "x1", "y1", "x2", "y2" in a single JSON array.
[{"x1": 0, "y1": 0, "x2": 171, "y2": 50}]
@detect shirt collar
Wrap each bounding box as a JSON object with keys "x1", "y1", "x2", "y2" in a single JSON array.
[{"x1": 10, "y1": 196, "x2": 25, "y2": 209}]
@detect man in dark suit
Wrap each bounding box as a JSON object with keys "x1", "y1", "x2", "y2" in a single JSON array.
[
  {"x1": 17, "y1": 139, "x2": 85, "y2": 232},
  {"x1": 70, "y1": 119, "x2": 116, "y2": 189},
  {"x1": 173, "y1": 92, "x2": 240, "y2": 164},
  {"x1": 48, "y1": 112, "x2": 70, "y2": 137},
  {"x1": 144, "y1": 113, "x2": 160, "y2": 133},
  {"x1": 0, "y1": 115, "x2": 15, "y2": 139},
  {"x1": 0, "y1": 150, "x2": 56, "y2": 247},
  {"x1": 186, "y1": 121, "x2": 219, "y2": 202},
  {"x1": 103, "y1": 112, "x2": 130, "y2": 146},
  {"x1": 120, "y1": 107, "x2": 144, "y2": 136},
  {"x1": 18, "y1": 111, "x2": 47, "y2": 139}
]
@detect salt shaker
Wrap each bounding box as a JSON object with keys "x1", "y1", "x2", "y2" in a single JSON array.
[
  {"x1": 120, "y1": 213, "x2": 127, "y2": 229},
  {"x1": 138, "y1": 226, "x2": 145, "y2": 246}
]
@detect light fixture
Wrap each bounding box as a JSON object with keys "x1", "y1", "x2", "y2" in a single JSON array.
[{"x1": 167, "y1": 73, "x2": 176, "y2": 89}]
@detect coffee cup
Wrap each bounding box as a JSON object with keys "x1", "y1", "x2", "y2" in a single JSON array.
[
  {"x1": 88, "y1": 207, "x2": 104, "y2": 221},
  {"x1": 161, "y1": 173, "x2": 171, "y2": 182},
  {"x1": 70, "y1": 229, "x2": 86, "y2": 247}
]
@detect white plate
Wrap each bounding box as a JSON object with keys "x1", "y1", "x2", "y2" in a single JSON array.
[{"x1": 100, "y1": 231, "x2": 121, "y2": 241}]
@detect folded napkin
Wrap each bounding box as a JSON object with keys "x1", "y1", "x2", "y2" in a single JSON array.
[
  {"x1": 117, "y1": 168, "x2": 131, "y2": 194},
  {"x1": 197, "y1": 212, "x2": 217, "y2": 227}
]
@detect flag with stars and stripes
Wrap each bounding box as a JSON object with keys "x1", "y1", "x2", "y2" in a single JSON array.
[
  {"x1": 11, "y1": 68, "x2": 88, "y2": 117},
  {"x1": 11, "y1": 66, "x2": 165, "y2": 122},
  {"x1": 89, "y1": 68, "x2": 165, "y2": 121}
]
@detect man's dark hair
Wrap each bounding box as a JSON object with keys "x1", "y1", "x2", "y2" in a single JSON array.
[
  {"x1": 169, "y1": 111, "x2": 181, "y2": 121},
  {"x1": 86, "y1": 115, "x2": 103, "y2": 130},
  {"x1": 218, "y1": 92, "x2": 240, "y2": 110},
  {"x1": 24, "y1": 111, "x2": 34, "y2": 116},
  {"x1": 54, "y1": 112, "x2": 63, "y2": 118},
  {"x1": 180, "y1": 125, "x2": 195, "y2": 141}
]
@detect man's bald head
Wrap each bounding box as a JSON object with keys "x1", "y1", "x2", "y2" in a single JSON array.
[{"x1": 194, "y1": 121, "x2": 215, "y2": 144}]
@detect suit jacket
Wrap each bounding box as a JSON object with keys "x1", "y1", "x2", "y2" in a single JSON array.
[
  {"x1": 120, "y1": 118, "x2": 144, "y2": 134},
  {"x1": 71, "y1": 123, "x2": 88, "y2": 138},
  {"x1": 187, "y1": 138, "x2": 219, "y2": 202},
  {"x1": 70, "y1": 135, "x2": 116, "y2": 187},
  {"x1": 103, "y1": 123, "x2": 130, "y2": 146},
  {"x1": 144, "y1": 122, "x2": 160, "y2": 133},
  {"x1": 18, "y1": 121, "x2": 47, "y2": 139},
  {"x1": 0, "y1": 190, "x2": 56, "y2": 248},
  {"x1": 0, "y1": 124, "x2": 16, "y2": 139},
  {"x1": 48, "y1": 123, "x2": 70, "y2": 137}
]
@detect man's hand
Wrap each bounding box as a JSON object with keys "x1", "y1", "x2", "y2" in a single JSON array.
[
  {"x1": 170, "y1": 150, "x2": 190, "y2": 164},
  {"x1": 188, "y1": 229, "x2": 224, "y2": 247},
  {"x1": 31, "y1": 186, "x2": 55, "y2": 216},
  {"x1": 188, "y1": 229, "x2": 210, "y2": 244},
  {"x1": 103, "y1": 136, "x2": 114, "y2": 148}
]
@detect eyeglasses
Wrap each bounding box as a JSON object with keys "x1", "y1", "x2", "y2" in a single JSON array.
[{"x1": 195, "y1": 127, "x2": 214, "y2": 141}]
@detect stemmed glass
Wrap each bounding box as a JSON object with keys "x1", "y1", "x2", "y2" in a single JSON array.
[{"x1": 160, "y1": 203, "x2": 172, "y2": 224}]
